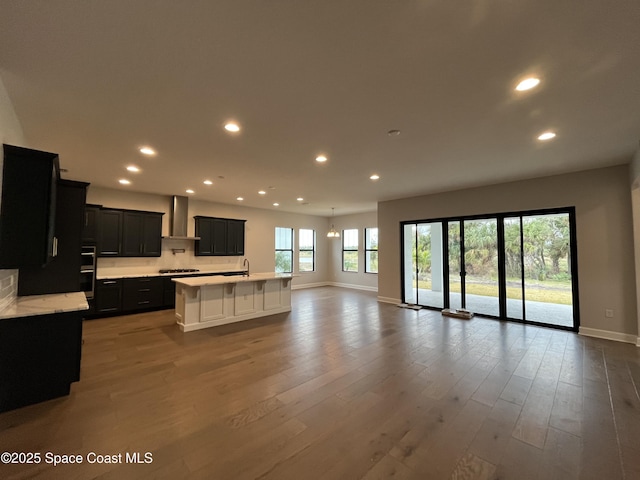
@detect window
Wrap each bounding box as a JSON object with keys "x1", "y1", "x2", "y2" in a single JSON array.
[
  {"x1": 299, "y1": 229, "x2": 315, "y2": 272},
  {"x1": 365, "y1": 227, "x2": 378, "y2": 273},
  {"x1": 275, "y1": 227, "x2": 293, "y2": 273},
  {"x1": 342, "y1": 229, "x2": 359, "y2": 272}
]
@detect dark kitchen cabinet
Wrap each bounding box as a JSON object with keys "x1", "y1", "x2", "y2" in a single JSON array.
[
  {"x1": 82, "y1": 204, "x2": 101, "y2": 244},
  {"x1": 98, "y1": 209, "x2": 162, "y2": 257},
  {"x1": 123, "y1": 277, "x2": 163, "y2": 311},
  {"x1": 18, "y1": 180, "x2": 89, "y2": 296},
  {"x1": 0, "y1": 144, "x2": 59, "y2": 268},
  {"x1": 227, "y1": 219, "x2": 246, "y2": 255},
  {"x1": 0, "y1": 309, "x2": 83, "y2": 413},
  {"x1": 98, "y1": 209, "x2": 123, "y2": 256},
  {"x1": 163, "y1": 276, "x2": 176, "y2": 307},
  {"x1": 122, "y1": 211, "x2": 163, "y2": 257},
  {"x1": 95, "y1": 278, "x2": 122, "y2": 314},
  {"x1": 195, "y1": 217, "x2": 214, "y2": 255},
  {"x1": 195, "y1": 216, "x2": 245, "y2": 256}
]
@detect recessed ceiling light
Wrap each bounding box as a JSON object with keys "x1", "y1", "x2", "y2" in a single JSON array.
[
  {"x1": 224, "y1": 122, "x2": 240, "y2": 133},
  {"x1": 297, "y1": 197, "x2": 304, "y2": 201},
  {"x1": 258, "y1": 190, "x2": 266, "y2": 195},
  {"x1": 203, "y1": 180, "x2": 213, "y2": 185},
  {"x1": 537, "y1": 131, "x2": 556, "y2": 141},
  {"x1": 126, "y1": 165, "x2": 140, "y2": 173},
  {"x1": 516, "y1": 77, "x2": 541, "y2": 91},
  {"x1": 273, "y1": 203, "x2": 279, "y2": 207},
  {"x1": 119, "y1": 179, "x2": 131, "y2": 185},
  {"x1": 186, "y1": 189, "x2": 195, "y2": 194},
  {"x1": 139, "y1": 146, "x2": 156, "y2": 156},
  {"x1": 236, "y1": 197, "x2": 244, "y2": 201},
  {"x1": 315, "y1": 155, "x2": 327, "y2": 163},
  {"x1": 370, "y1": 174, "x2": 380, "y2": 180}
]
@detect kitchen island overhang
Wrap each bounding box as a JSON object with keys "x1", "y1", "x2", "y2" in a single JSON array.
[{"x1": 173, "y1": 273, "x2": 294, "y2": 332}]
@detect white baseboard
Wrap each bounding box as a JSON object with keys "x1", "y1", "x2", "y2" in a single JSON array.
[
  {"x1": 579, "y1": 327, "x2": 639, "y2": 346},
  {"x1": 377, "y1": 296, "x2": 402, "y2": 305},
  {"x1": 291, "y1": 282, "x2": 331, "y2": 290},
  {"x1": 329, "y1": 282, "x2": 378, "y2": 292},
  {"x1": 292, "y1": 282, "x2": 377, "y2": 293}
]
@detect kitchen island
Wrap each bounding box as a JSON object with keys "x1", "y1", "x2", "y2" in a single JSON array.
[{"x1": 173, "y1": 273, "x2": 294, "y2": 332}]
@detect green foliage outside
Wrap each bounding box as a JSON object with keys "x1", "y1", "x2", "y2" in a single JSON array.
[
  {"x1": 275, "y1": 251, "x2": 292, "y2": 273},
  {"x1": 343, "y1": 251, "x2": 358, "y2": 272},
  {"x1": 412, "y1": 215, "x2": 572, "y2": 305}
]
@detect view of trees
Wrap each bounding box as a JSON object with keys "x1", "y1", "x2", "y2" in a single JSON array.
[{"x1": 410, "y1": 214, "x2": 572, "y2": 304}]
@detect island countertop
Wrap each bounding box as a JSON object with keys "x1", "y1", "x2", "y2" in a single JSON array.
[{"x1": 173, "y1": 272, "x2": 295, "y2": 288}]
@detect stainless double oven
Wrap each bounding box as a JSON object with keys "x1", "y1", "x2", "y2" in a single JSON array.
[{"x1": 80, "y1": 245, "x2": 96, "y2": 300}]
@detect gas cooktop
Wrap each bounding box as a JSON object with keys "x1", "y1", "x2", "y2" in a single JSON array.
[{"x1": 158, "y1": 268, "x2": 200, "y2": 274}]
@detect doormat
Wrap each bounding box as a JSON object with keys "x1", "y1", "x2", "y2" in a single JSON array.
[
  {"x1": 397, "y1": 303, "x2": 422, "y2": 310},
  {"x1": 441, "y1": 308, "x2": 474, "y2": 319}
]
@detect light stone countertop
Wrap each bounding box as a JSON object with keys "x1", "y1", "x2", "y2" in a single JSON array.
[
  {"x1": 97, "y1": 269, "x2": 246, "y2": 280},
  {"x1": 0, "y1": 291, "x2": 89, "y2": 320},
  {"x1": 173, "y1": 272, "x2": 295, "y2": 287}
]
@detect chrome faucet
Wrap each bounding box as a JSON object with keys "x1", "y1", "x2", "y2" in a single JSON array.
[{"x1": 243, "y1": 258, "x2": 250, "y2": 276}]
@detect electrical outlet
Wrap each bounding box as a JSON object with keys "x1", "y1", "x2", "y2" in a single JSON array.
[{"x1": 605, "y1": 309, "x2": 614, "y2": 318}]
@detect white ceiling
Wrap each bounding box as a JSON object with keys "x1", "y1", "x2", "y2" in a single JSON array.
[{"x1": 1, "y1": 1, "x2": 639, "y2": 216}]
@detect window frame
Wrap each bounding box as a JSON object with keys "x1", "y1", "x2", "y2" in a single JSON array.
[
  {"x1": 275, "y1": 227, "x2": 294, "y2": 273},
  {"x1": 298, "y1": 228, "x2": 316, "y2": 273},
  {"x1": 365, "y1": 227, "x2": 379, "y2": 274},
  {"x1": 342, "y1": 228, "x2": 359, "y2": 272}
]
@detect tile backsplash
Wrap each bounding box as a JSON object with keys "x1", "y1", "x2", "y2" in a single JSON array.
[
  {"x1": 0, "y1": 269, "x2": 18, "y2": 311},
  {"x1": 96, "y1": 238, "x2": 245, "y2": 278}
]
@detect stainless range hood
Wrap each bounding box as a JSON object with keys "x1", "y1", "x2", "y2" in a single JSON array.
[{"x1": 163, "y1": 195, "x2": 200, "y2": 240}]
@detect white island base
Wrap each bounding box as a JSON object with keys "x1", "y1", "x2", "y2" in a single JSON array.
[{"x1": 173, "y1": 273, "x2": 293, "y2": 332}]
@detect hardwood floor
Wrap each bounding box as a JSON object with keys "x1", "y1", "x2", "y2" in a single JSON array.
[{"x1": 1, "y1": 286, "x2": 639, "y2": 479}]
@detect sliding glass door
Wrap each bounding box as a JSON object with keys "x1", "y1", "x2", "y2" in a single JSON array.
[
  {"x1": 521, "y1": 213, "x2": 574, "y2": 327},
  {"x1": 401, "y1": 208, "x2": 579, "y2": 330},
  {"x1": 504, "y1": 217, "x2": 524, "y2": 320},
  {"x1": 463, "y1": 218, "x2": 500, "y2": 316},
  {"x1": 402, "y1": 222, "x2": 444, "y2": 308}
]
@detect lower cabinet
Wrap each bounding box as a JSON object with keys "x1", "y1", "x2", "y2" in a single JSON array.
[
  {"x1": 0, "y1": 310, "x2": 83, "y2": 413},
  {"x1": 95, "y1": 278, "x2": 123, "y2": 314},
  {"x1": 123, "y1": 277, "x2": 163, "y2": 311},
  {"x1": 92, "y1": 272, "x2": 246, "y2": 317},
  {"x1": 163, "y1": 276, "x2": 177, "y2": 307}
]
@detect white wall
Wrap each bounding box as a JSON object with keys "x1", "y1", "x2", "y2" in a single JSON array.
[
  {"x1": 630, "y1": 147, "x2": 640, "y2": 345},
  {"x1": 378, "y1": 165, "x2": 638, "y2": 341},
  {"x1": 327, "y1": 211, "x2": 378, "y2": 291},
  {"x1": 0, "y1": 74, "x2": 26, "y2": 309}
]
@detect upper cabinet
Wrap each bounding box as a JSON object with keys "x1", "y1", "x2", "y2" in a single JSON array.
[
  {"x1": 122, "y1": 211, "x2": 163, "y2": 257},
  {"x1": 0, "y1": 144, "x2": 60, "y2": 268},
  {"x1": 97, "y1": 209, "x2": 123, "y2": 256},
  {"x1": 227, "y1": 219, "x2": 246, "y2": 256},
  {"x1": 82, "y1": 204, "x2": 101, "y2": 244},
  {"x1": 195, "y1": 216, "x2": 246, "y2": 256},
  {"x1": 97, "y1": 208, "x2": 163, "y2": 257},
  {"x1": 18, "y1": 180, "x2": 89, "y2": 296}
]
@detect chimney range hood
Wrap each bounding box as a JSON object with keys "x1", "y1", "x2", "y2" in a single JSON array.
[{"x1": 163, "y1": 195, "x2": 200, "y2": 240}]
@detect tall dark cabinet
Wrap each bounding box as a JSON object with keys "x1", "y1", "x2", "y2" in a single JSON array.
[
  {"x1": 0, "y1": 144, "x2": 59, "y2": 268},
  {"x1": 18, "y1": 180, "x2": 89, "y2": 296}
]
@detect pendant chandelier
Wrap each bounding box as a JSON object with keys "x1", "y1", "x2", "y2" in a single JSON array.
[{"x1": 327, "y1": 207, "x2": 340, "y2": 238}]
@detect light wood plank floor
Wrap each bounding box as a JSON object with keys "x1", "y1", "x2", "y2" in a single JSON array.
[{"x1": 1, "y1": 287, "x2": 639, "y2": 479}]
